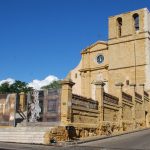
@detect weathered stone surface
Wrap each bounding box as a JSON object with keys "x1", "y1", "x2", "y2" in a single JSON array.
[
  {"x1": 66, "y1": 8, "x2": 150, "y2": 137},
  {"x1": 1, "y1": 8, "x2": 150, "y2": 144},
  {"x1": 0, "y1": 127, "x2": 53, "y2": 144}
]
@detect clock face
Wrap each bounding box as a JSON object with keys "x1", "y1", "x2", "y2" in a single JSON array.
[{"x1": 96, "y1": 54, "x2": 104, "y2": 64}]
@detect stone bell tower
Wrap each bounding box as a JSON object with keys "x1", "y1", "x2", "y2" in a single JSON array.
[{"x1": 108, "y1": 8, "x2": 150, "y2": 95}]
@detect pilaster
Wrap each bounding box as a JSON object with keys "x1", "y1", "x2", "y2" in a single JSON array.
[
  {"x1": 94, "y1": 81, "x2": 105, "y2": 127},
  {"x1": 115, "y1": 82, "x2": 124, "y2": 132},
  {"x1": 19, "y1": 92, "x2": 26, "y2": 112},
  {"x1": 60, "y1": 79, "x2": 75, "y2": 126},
  {"x1": 130, "y1": 84, "x2": 136, "y2": 129}
]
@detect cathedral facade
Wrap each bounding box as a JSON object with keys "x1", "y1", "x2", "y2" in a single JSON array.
[
  {"x1": 0, "y1": 8, "x2": 150, "y2": 143},
  {"x1": 69, "y1": 8, "x2": 150, "y2": 98}
]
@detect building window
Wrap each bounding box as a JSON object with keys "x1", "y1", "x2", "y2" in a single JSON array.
[
  {"x1": 117, "y1": 17, "x2": 122, "y2": 37},
  {"x1": 47, "y1": 99, "x2": 57, "y2": 112},
  {"x1": 133, "y1": 13, "x2": 139, "y2": 31}
]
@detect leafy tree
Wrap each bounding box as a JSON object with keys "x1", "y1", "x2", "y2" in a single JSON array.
[
  {"x1": 41, "y1": 80, "x2": 61, "y2": 90},
  {"x1": 0, "y1": 82, "x2": 11, "y2": 94},
  {"x1": 0, "y1": 80, "x2": 33, "y2": 94},
  {"x1": 10, "y1": 80, "x2": 33, "y2": 94}
]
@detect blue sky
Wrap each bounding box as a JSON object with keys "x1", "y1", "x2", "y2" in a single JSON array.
[{"x1": 0, "y1": 0, "x2": 150, "y2": 82}]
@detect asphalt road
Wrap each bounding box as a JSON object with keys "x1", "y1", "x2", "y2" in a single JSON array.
[
  {"x1": 0, "y1": 142, "x2": 56, "y2": 150},
  {"x1": 80, "y1": 128, "x2": 150, "y2": 150},
  {"x1": 0, "y1": 129, "x2": 150, "y2": 150}
]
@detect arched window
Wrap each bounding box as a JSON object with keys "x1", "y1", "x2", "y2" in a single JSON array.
[
  {"x1": 117, "y1": 17, "x2": 122, "y2": 37},
  {"x1": 133, "y1": 13, "x2": 139, "y2": 31}
]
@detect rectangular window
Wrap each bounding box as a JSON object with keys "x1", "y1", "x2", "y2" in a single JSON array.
[{"x1": 47, "y1": 99, "x2": 57, "y2": 112}]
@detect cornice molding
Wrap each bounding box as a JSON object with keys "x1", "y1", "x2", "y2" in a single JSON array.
[{"x1": 79, "y1": 64, "x2": 109, "y2": 72}]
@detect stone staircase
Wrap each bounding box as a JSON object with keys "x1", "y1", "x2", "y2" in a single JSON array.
[{"x1": 0, "y1": 127, "x2": 53, "y2": 144}]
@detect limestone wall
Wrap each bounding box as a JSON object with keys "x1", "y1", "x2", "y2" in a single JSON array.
[
  {"x1": 108, "y1": 8, "x2": 149, "y2": 96},
  {"x1": 103, "y1": 92, "x2": 119, "y2": 122},
  {"x1": 122, "y1": 104, "x2": 132, "y2": 121},
  {"x1": 59, "y1": 8, "x2": 150, "y2": 139},
  {"x1": 60, "y1": 79, "x2": 150, "y2": 139},
  {"x1": 71, "y1": 94, "x2": 99, "y2": 128},
  {"x1": 121, "y1": 92, "x2": 132, "y2": 131},
  {"x1": 69, "y1": 41, "x2": 109, "y2": 98},
  {"x1": 135, "y1": 101, "x2": 144, "y2": 128},
  {"x1": 69, "y1": 8, "x2": 150, "y2": 98},
  {"x1": 109, "y1": 8, "x2": 146, "y2": 39},
  {"x1": 104, "y1": 108, "x2": 118, "y2": 122},
  {"x1": 69, "y1": 60, "x2": 82, "y2": 95},
  {"x1": 135, "y1": 101, "x2": 143, "y2": 119},
  {"x1": 143, "y1": 9, "x2": 150, "y2": 90},
  {"x1": 146, "y1": 8, "x2": 150, "y2": 32}
]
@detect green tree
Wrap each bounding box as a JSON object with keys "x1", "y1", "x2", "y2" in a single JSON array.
[
  {"x1": 10, "y1": 80, "x2": 33, "y2": 94},
  {"x1": 0, "y1": 82, "x2": 11, "y2": 94},
  {"x1": 41, "y1": 80, "x2": 61, "y2": 90},
  {"x1": 0, "y1": 80, "x2": 33, "y2": 94}
]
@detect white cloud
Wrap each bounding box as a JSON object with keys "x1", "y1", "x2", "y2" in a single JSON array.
[
  {"x1": 28, "y1": 75, "x2": 59, "y2": 90},
  {"x1": 0, "y1": 75, "x2": 59, "y2": 90},
  {"x1": 0, "y1": 78, "x2": 15, "y2": 85}
]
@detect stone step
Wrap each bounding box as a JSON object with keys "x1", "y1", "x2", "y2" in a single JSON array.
[
  {"x1": 0, "y1": 127, "x2": 51, "y2": 131},
  {"x1": 0, "y1": 139, "x2": 45, "y2": 144},
  {"x1": 0, "y1": 133, "x2": 45, "y2": 137},
  {"x1": 0, "y1": 127, "x2": 53, "y2": 144}
]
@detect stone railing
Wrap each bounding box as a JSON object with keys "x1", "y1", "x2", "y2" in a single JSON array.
[
  {"x1": 144, "y1": 91, "x2": 149, "y2": 101},
  {"x1": 60, "y1": 79, "x2": 150, "y2": 139},
  {"x1": 103, "y1": 92, "x2": 119, "y2": 105},
  {"x1": 135, "y1": 92, "x2": 142, "y2": 101},
  {"x1": 122, "y1": 92, "x2": 132, "y2": 102},
  {"x1": 72, "y1": 94, "x2": 98, "y2": 110},
  {"x1": 71, "y1": 94, "x2": 99, "y2": 126},
  {"x1": 144, "y1": 91, "x2": 149, "y2": 97}
]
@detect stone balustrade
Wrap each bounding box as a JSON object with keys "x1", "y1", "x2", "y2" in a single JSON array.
[
  {"x1": 72, "y1": 94, "x2": 98, "y2": 110},
  {"x1": 135, "y1": 92, "x2": 142, "y2": 101},
  {"x1": 103, "y1": 92, "x2": 119, "y2": 105},
  {"x1": 144, "y1": 91, "x2": 149, "y2": 101},
  {"x1": 122, "y1": 92, "x2": 132, "y2": 102}
]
